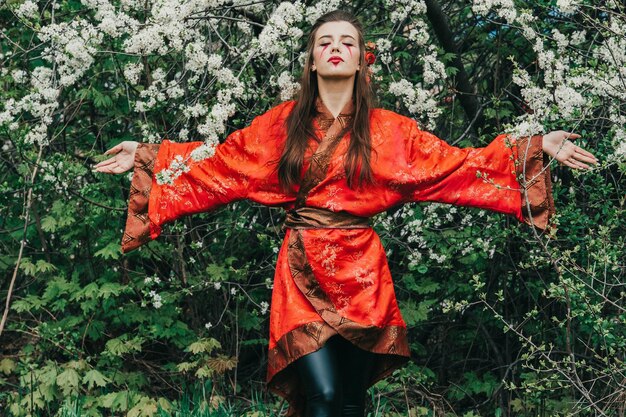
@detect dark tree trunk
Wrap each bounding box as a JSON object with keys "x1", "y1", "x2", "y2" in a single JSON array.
[{"x1": 424, "y1": 0, "x2": 486, "y2": 134}]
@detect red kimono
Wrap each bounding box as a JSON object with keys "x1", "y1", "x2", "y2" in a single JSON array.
[{"x1": 121, "y1": 97, "x2": 554, "y2": 416}]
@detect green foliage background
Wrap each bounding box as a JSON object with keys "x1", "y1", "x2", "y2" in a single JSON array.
[{"x1": 1, "y1": 1, "x2": 624, "y2": 416}]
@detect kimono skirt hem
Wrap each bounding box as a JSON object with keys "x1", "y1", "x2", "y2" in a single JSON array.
[{"x1": 265, "y1": 226, "x2": 412, "y2": 417}]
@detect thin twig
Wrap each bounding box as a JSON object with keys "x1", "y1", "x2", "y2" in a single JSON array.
[{"x1": 0, "y1": 145, "x2": 44, "y2": 336}]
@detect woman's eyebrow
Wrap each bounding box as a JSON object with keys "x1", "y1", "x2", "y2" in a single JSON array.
[{"x1": 317, "y1": 34, "x2": 356, "y2": 41}]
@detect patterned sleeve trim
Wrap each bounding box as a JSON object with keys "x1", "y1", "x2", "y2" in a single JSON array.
[
  {"x1": 121, "y1": 142, "x2": 161, "y2": 254},
  {"x1": 514, "y1": 134, "x2": 556, "y2": 230}
]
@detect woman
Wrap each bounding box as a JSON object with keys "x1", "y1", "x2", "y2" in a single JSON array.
[{"x1": 93, "y1": 10, "x2": 597, "y2": 417}]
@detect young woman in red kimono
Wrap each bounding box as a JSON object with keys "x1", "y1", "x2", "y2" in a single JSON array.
[{"x1": 94, "y1": 10, "x2": 597, "y2": 417}]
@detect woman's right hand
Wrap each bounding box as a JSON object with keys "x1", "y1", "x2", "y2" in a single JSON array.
[{"x1": 92, "y1": 141, "x2": 139, "y2": 174}]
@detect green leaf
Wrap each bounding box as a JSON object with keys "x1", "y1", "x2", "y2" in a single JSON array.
[
  {"x1": 414, "y1": 278, "x2": 440, "y2": 295},
  {"x1": 127, "y1": 396, "x2": 158, "y2": 417},
  {"x1": 238, "y1": 308, "x2": 262, "y2": 331},
  {"x1": 176, "y1": 361, "x2": 198, "y2": 372},
  {"x1": 458, "y1": 253, "x2": 478, "y2": 265},
  {"x1": 41, "y1": 215, "x2": 58, "y2": 232},
  {"x1": 99, "y1": 391, "x2": 130, "y2": 411},
  {"x1": 92, "y1": 89, "x2": 114, "y2": 109},
  {"x1": 0, "y1": 255, "x2": 16, "y2": 271},
  {"x1": 511, "y1": 398, "x2": 525, "y2": 413},
  {"x1": 86, "y1": 319, "x2": 105, "y2": 340},
  {"x1": 399, "y1": 299, "x2": 437, "y2": 326},
  {"x1": 19, "y1": 258, "x2": 37, "y2": 276},
  {"x1": 83, "y1": 369, "x2": 110, "y2": 390},
  {"x1": 80, "y1": 282, "x2": 100, "y2": 299},
  {"x1": 12, "y1": 295, "x2": 46, "y2": 313},
  {"x1": 35, "y1": 259, "x2": 57, "y2": 273},
  {"x1": 0, "y1": 358, "x2": 16, "y2": 375},
  {"x1": 187, "y1": 338, "x2": 221, "y2": 354},
  {"x1": 99, "y1": 282, "x2": 124, "y2": 299},
  {"x1": 94, "y1": 242, "x2": 122, "y2": 260},
  {"x1": 206, "y1": 263, "x2": 228, "y2": 281},
  {"x1": 105, "y1": 336, "x2": 144, "y2": 356},
  {"x1": 195, "y1": 365, "x2": 214, "y2": 378},
  {"x1": 56, "y1": 368, "x2": 80, "y2": 395},
  {"x1": 156, "y1": 320, "x2": 191, "y2": 341},
  {"x1": 76, "y1": 87, "x2": 92, "y2": 100}
]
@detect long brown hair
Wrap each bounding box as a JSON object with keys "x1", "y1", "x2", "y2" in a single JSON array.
[{"x1": 278, "y1": 10, "x2": 376, "y2": 192}]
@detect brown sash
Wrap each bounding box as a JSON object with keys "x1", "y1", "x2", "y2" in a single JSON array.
[{"x1": 283, "y1": 207, "x2": 370, "y2": 231}]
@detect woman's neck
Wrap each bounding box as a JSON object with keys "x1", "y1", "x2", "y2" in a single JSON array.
[{"x1": 316, "y1": 76, "x2": 355, "y2": 118}]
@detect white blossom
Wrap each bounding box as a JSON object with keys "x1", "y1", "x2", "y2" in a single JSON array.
[
  {"x1": 38, "y1": 20, "x2": 103, "y2": 87},
  {"x1": 506, "y1": 114, "x2": 545, "y2": 139},
  {"x1": 305, "y1": 0, "x2": 340, "y2": 24},
  {"x1": 389, "y1": 79, "x2": 442, "y2": 128},
  {"x1": 407, "y1": 20, "x2": 430, "y2": 46},
  {"x1": 11, "y1": 69, "x2": 27, "y2": 84},
  {"x1": 421, "y1": 49, "x2": 447, "y2": 85},
  {"x1": 472, "y1": 0, "x2": 517, "y2": 23},
  {"x1": 15, "y1": 0, "x2": 39, "y2": 19},
  {"x1": 149, "y1": 290, "x2": 163, "y2": 309},
  {"x1": 258, "y1": 2, "x2": 304, "y2": 56},
  {"x1": 260, "y1": 301, "x2": 269, "y2": 315},
  {"x1": 556, "y1": 0, "x2": 580, "y2": 14},
  {"x1": 554, "y1": 84, "x2": 585, "y2": 118},
  {"x1": 236, "y1": 21, "x2": 253, "y2": 36},
  {"x1": 375, "y1": 38, "x2": 393, "y2": 64},
  {"x1": 385, "y1": 0, "x2": 427, "y2": 23},
  {"x1": 24, "y1": 123, "x2": 49, "y2": 146},
  {"x1": 123, "y1": 62, "x2": 142, "y2": 84},
  {"x1": 178, "y1": 128, "x2": 189, "y2": 141},
  {"x1": 551, "y1": 29, "x2": 569, "y2": 52},
  {"x1": 428, "y1": 249, "x2": 447, "y2": 264},
  {"x1": 185, "y1": 40, "x2": 209, "y2": 74},
  {"x1": 611, "y1": 127, "x2": 626, "y2": 160},
  {"x1": 275, "y1": 71, "x2": 300, "y2": 101}
]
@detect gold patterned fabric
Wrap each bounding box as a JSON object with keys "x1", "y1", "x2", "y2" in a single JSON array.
[
  {"x1": 515, "y1": 134, "x2": 556, "y2": 229},
  {"x1": 121, "y1": 143, "x2": 160, "y2": 253}
]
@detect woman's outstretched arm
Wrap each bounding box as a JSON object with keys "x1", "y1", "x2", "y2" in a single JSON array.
[
  {"x1": 403, "y1": 121, "x2": 597, "y2": 230},
  {"x1": 93, "y1": 101, "x2": 295, "y2": 253}
]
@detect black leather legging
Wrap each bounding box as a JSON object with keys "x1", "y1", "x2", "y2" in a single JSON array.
[{"x1": 293, "y1": 334, "x2": 377, "y2": 417}]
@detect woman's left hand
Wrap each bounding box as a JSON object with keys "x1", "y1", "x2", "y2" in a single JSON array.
[{"x1": 542, "y1": 130, "x2": 598, "y2": 170}]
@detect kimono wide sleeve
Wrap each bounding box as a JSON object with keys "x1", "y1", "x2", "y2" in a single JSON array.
[
  {"x1": 121, "y1": 102, "x2": 293, "y2": 253},
  {"x1": 404, "y1": 121, "x2": 555, "y2": 229}
]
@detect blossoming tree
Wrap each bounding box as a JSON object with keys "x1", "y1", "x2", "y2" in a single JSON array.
[{"x1": 0, "y1": 0, "x2": 624, "y2": 415}]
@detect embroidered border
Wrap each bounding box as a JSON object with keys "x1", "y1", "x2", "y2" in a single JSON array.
[
  {"x1": 515, "y1": 135, "x2": 556, "y2": 230},
  {"x1": 121, "y1": 143, "x2": 160, "y2": 253},
  {"x1": 266, "y1": 318, "x2": 409, "y2": 417}
]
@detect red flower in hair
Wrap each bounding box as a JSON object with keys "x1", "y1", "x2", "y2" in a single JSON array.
[{"x1": 364, "y1": 41, "x2": 377, "y2": 84}]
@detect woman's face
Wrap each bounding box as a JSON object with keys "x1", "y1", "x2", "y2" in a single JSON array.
[{"x1": 311, "y1": 21, "x2": 361, "y2": 80}]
